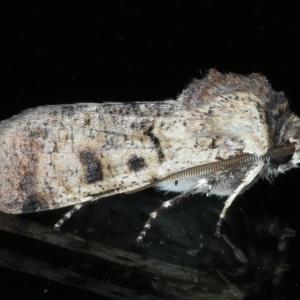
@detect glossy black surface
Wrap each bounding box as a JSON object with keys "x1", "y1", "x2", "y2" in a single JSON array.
[{"x1": 1, "y1": 1, "x2": 300, "y2": 299}]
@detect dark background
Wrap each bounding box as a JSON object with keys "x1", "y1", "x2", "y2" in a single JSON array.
[{"x1": 0, "y1": 1, "x2": 300, "y2": 299}]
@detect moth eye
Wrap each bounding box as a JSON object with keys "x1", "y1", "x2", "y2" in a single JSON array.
[{"x1": 270, "y1": 154, "x2": 293, "y2": 165}]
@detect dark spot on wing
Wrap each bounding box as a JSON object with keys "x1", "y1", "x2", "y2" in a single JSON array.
[
  {"x1": 19, "y1": 172, "x2": 37, "y2": 194},
  {"x1": 28, "y1": 127, "x2": 49, "y2": 139},
  {"x1": 210, "y1": 138, "x2": 217, "y2": 149},
  {"x1": 127, "y1": 155, "x2": 147, "y2": 172},
  {"x1": 49, "y1": 110, "x2": 59, "y2": 116},
  {"x1": 79, "y1": 150, "x2": 103, "y2": 183},
  {"x1": 22, "y1": 194, "x2": 44, "y2": 213},
  {"x1": 142, "y1": 123, "x2": 164, "y2": 162},
  {"x1": 62, "y1": 105, "x2": 75, "y2": 117},
  {"x1": 53, "y1": 141, "x2": 59, "y2": 152},
  {"x1": 130, "y1": 122, "x2": 136, "y2": 130},
  {"x1": 84, "y1": 118, "x2": 91, "y2": 125}
]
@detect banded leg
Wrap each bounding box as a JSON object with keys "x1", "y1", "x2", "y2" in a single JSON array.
[
  {"x1": 136, "y1": 178, "x2": 210, "y2": 243},
  {"x1": 53, "y1": 191, "x2": 118, "y2": 231},
  {"x1": 54, "y1": 203, "x2": 88, "y2": 231},
  {"x1": 215, "y1": 162, "x2": 264, "y2": 237}
]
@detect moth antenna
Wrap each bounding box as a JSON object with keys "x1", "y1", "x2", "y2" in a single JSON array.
[
  {"x1": 136, "y1": 179, "x2": 209, "y2": 243},
  {"x1": 54, "y1": 203, "x2": 88, "y2": 231},
  {"x1": 127, "y1": 145, "x2": 295, "y2": 194},
  {"x1": 159, "y1": 144, "x2": 295, "y2": 183}
]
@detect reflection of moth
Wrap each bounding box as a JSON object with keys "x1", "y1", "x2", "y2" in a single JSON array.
[{"x1": 0, "y1": 69, "x2": 299, "y2": 241}]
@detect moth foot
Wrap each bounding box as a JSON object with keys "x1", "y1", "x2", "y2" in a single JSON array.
[
  {"x1": 53, "y1": 203, "x2": 86, "y2": 231},
  {"x1": 215, "y1": 218, "x2": 224, "y2": 237},
  {"x1": 54, "y1": 221, "x2": 62, "y2": 231},
  {"x1": 136, "y1": 222, "x2": 151, "y2": 243},
  {"x1": 136, "y1": 234, "x2": 144, "y2": 243}
]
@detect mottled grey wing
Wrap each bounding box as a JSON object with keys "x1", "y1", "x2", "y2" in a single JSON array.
[{"x1": 0, "y1": 102, "x2": 244, "y2": 214}]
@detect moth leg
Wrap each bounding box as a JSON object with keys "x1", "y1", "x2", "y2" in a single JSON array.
[
  {"x1": 53, "y1": 190, "x2": 122, "y2": 231},
  {"x1": 221, "y1": 234, "x2": 249, "y2": 263},
  {"x1": 215, "y1": 162, "x2": 264, "y2": 237},
  {"x1": 136, "y1": 178, "x2": 210, "y2": 243},
  {"x1": 54, "y1": 203, "x2": 88, "y2": 231}
]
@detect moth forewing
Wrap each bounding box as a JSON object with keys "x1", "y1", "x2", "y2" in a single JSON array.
[{"x1": 0, "y1": 101, "x2": 242, "y2": 215}]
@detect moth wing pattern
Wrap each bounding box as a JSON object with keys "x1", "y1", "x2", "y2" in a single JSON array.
[
  {"x1": 0, "y1": 70, "x2": 294, "y2": 229},
  {"x1": 0, "y1": 101, "x2": 198, "y2": 213},
  {"x1": 0, "y1": 100, "x2": 237, "y2": 212}
]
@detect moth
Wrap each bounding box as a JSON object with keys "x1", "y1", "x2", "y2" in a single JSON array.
[{"x1": 0, "y1": 69, "x2": 299, "y2": 242}]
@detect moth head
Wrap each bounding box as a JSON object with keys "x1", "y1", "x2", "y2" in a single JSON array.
[{"x1": 274, "y1": 115, "x2": 300, "y2": 171}]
